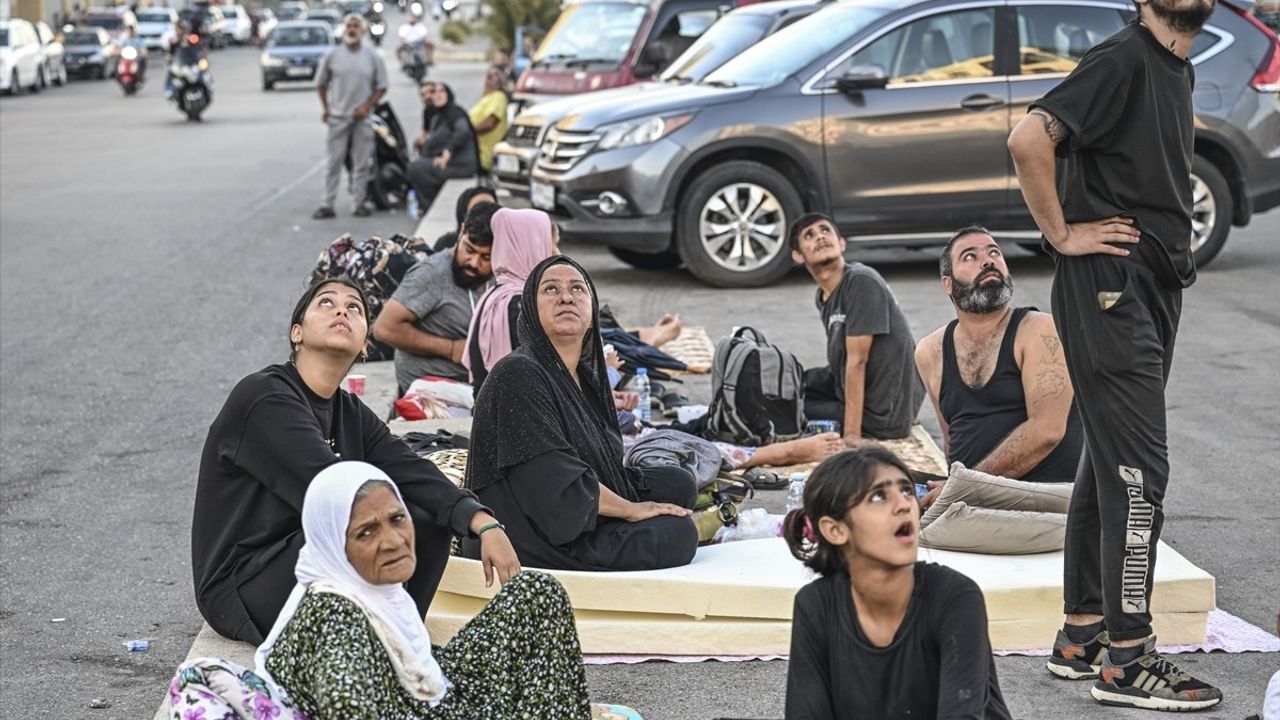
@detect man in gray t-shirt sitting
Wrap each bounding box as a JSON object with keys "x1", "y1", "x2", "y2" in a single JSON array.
[
  {"x1": 789, "y1": 213, "x2": 925, "y2": 443},
  {"x1": 373, "y1": 204, "x2": 498, "y2": 394}
]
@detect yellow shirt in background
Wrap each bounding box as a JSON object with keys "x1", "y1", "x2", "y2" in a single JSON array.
[{"x1": 469, "y1": 90, "x2": 509, "y2": 172}]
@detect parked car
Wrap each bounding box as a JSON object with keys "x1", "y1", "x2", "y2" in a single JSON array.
[
  {"x1": 221, "y1": 4, "x2": 254, "y2": 45},
  {"x1": 253, "y1": 7, "x2": 279, "y2": 44},
  {"x1": 61, "y1": 26, "x2": 118, "y2": 80},
  {"x1": 180, "y1": 4, "x2": 228, "y2": 48},
  {"x1": 34, "y1": 21, "x2": 68, "y2": 88},
  {"x1": 261, "y1": 20, "x2": 333, "y2": 89},
  {"x1": 305, "y1": 8, "x2": 344, "y2": 40},
  {"x1": 0, "y1": 19, "x2": 43, "y2": 94},
  {"x1": 278, "y1": 1, "x2": 311, "y2": 21},
  {"x1": 494, "y1": 0, "x2": 825, "y2": 196},
  {"x1": 81, "y1": 7, "x2": 137, "y2": 42},
  {"x1": 529, "y1": 0, "x2": 1280, "y2": 285},
  {"x1": 135, "y1": 7, "x2": 177, "y2": 51},
  {"x1": 513, "y1": 0, "x2": 751, "y2": 114}
]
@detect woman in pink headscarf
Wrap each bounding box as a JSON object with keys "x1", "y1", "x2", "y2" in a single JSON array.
[{"x1": 464, "y1": 208, "x2": 557, "y2": 390}]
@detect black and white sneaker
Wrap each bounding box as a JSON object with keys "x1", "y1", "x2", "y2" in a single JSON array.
[
  {"x1": 1091, "y1": 637, "x2": 1223, "y2": 711},
  {"x1": 1047, "y1": 626, "x2": 1109, "y2": 680}
]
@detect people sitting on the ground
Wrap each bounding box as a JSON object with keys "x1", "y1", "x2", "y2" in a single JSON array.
[
  {"x1": 373, "y1": 202, "x2": 500, "y2": 395},
  {"x1": 469, "y1": 66, "x2": 509, "y2": 175},
  {"x1": 782, "y1": 447, "x2": 1012, "y2": 719},
  {"x1": 463, "y1": 256, "x2": 700, "y2": 571},
  {"x1": 173, "y1": 461, "x2": 597, "y2": 719},
  {"x1": 407, "y1": 82, "x2": 479, "y2": 218},
  {"x1": 432, "y1": 185, "x2": 498, "y2": 252},
  {"x1": 914, "y1": 227, "x2": 1084, "y2": 506},
  {"x1": 191, "y1": 278, "x2": 519, "y2": 644},
  {"x1": 790, "y1": 213, "x2": 925, "y2": 444}
]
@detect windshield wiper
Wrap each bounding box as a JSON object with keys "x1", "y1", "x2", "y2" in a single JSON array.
[
  {"x1": 702, "y1": 79, "x2": 737, "y2": 88},
  {"x1": 563, "y1": 57, "x2": 616, "y2": 67},
  {"x1": 531, "y1": 52, "x2": 575, "y2": 68}
]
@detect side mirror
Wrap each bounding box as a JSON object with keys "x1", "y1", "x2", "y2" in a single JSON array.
[{"x1": 835, "y1": 64, "x2": 888, "y2": 93}]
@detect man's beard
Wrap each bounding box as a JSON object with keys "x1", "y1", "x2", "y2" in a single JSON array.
[
  {"x1": 1148, "y1": 0, "x2": 1216, "y2": 33},
  {"x1": 451, "y1": 259, "x2": 489, "y2": 289},
  {"x1": 951, "y1": 270, "x2": 1013, "y2": 314},
  {"x1": 344, "y1": 33, "x2": 362, "y2": 46}
]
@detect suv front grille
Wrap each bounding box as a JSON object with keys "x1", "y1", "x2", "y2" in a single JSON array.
[
  {"x1": 536, "y1": 129, "x2": 601, "y2": 173},
  {"x1": 506, "y1": 123, "x2": 543, "y2": 148}
]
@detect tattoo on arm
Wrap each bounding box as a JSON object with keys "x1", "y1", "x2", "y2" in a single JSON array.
[
  {"x1": 1032, "y1": 364, "x2": 1069, "y2": 408},
  {"x1": 1041, "y1": 333, "x2": 1061, "y2": 358},
  {"x1": 1029, "y1": 109, "x2": 1069, "y2": 144}
]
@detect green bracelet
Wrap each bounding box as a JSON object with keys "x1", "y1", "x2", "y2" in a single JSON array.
[{"x1": 477, "y1": 522, "x2": 505, "y2": 537}]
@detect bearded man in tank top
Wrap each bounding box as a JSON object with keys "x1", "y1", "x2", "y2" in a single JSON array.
[{"x1": 914, "y1": 227, "x2": 1084, "y2": 509}]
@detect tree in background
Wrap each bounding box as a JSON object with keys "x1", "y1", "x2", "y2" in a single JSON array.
[{"x1": 479, "y1": 0, "x2": 558, "y2": 54}]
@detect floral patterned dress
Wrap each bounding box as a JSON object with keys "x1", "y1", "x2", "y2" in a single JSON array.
[{"x1": 171, "y1": 571, "x2": 591, "y2": 720}]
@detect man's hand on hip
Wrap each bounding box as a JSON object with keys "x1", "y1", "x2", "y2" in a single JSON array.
[
  {"x1": 321, "y1": 109, "x2": 329, "y2": 123},
  {"x1": 1050, "y1": 216, "x2": 1141, "y2": 257}
]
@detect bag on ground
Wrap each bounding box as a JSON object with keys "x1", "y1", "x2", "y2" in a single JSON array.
[{"x1": 706, "y1": 327, "x2": 804, "y2": 446}]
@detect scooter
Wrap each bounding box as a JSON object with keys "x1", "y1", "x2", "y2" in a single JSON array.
[
  {"x1": 398, "y1": 42, "x2": 430, "y2": 82},
  {"x1": 167, "y1": 38, "x2": 213, "y2": 121},
  {"x1": 117, "y1": 45, "x2": 144, "y2": 95},
  {"x1": 356, "y1": 101, "x2": 411, "y2": 210}
]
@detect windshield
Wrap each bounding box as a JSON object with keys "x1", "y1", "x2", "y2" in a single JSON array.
[
  {"x1": 343, "y1": 1, "x2": 371, "y2": 13},
  {"x1": 309, "y1": 11, "x2": 340, "y2": 25},
  {"x1": 222, "y1": 6, "x2": 240, "y2": 17},
  {"x1": 536, "y1": 2, "x2": 647, "y2": 65},
  {"x1": 272, "y1": 25, "x2": 329, "y2": 45},
  {"x1": 660, "y1": 12, "x2": 771, "y2": 82},
  {"x1": 64, "y1": 31, "x2": 101, "y2": 44},
  {"x1": 279, "y1": 7, "x2": 304, "y2": 19},
  {"x1": 138, "y1": 11, "x2": 172, "y2": 22},
  {"x1": 0, "y1": 30, "x2": 8, "y2": 45},
  {"x1": 705, "y1": 3, "x2": 889, "y2": 86},
  {"x1": 84, "y1": 16, "x2": 124, "y2": 30}
]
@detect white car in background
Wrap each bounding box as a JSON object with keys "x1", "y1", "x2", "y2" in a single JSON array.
[
  {"x1": 34, "y1": 21, "x2": 67, "y2": 88},
  {"x1": 220, "y1": 4, "x2": 254, "y2": 44},
  {"x1": 0, "y1": 19, "x2": 43, "y2": 95},
  {"x1": 135, "y1": 7, "x2": 178, "y2": 51}
]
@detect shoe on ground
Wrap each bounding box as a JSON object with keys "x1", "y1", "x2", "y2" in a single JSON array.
[
  {"x1": 1090, "y1": 637, "x2": 1223, "y2": 711},
  {"x1": 312, "y1": 206, "x2": 336, "y2": 220},
  {"x1": 1047, "y1": 626, "x2": 1110, "y2": 680},
  {"x1": 352, "y1": 203, "x2": 373, "y2": 217}
]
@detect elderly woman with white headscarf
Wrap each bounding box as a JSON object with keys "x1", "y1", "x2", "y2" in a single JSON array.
[{"x1": 169, "y1": 461, "x2": 625, "y2": 719}]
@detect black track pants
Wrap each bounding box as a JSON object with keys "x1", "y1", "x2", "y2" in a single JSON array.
[{"x1": 1051, "y1": 252, "x2": 1182, "y2": 643}]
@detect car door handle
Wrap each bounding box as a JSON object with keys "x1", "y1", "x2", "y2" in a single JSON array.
[{"x1": 960, "y1": 93, "x2": 1005, "y2": 110}]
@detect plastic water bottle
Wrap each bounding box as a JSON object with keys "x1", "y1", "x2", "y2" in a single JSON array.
[
  {"x1": 786, "y1": 473, "x2": 807, "y2": 513},
  {"x1": 634, "y1": 368, "x2": 651, "y2": 424},
  {"x1": 407, "y1": 190, "x2": 420, "y2": 221}
]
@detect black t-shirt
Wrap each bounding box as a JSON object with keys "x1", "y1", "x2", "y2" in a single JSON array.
[
  {"x1": 818, "y1": 263, "x2": 924, "y2": 438},
  {"x1": 786, "y1": 563, "x2": 1011, "y2": 720},
  {"x1": 1030, "y1": 21, "x2": 1197, "y2": 289},
  {"x1": 191, "y1": 363, "x2": 485, "y2": 638}
]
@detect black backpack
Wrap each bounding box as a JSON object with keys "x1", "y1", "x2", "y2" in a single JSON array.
[{"x1": 706, "y1": 327, "x2": 804, "y2": 446}]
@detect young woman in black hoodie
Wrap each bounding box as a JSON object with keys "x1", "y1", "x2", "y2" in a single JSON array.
[{"x1": 191, "y1": 277, "x2": 519, "y2": 644}]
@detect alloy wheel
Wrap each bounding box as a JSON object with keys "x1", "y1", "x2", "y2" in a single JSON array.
[
  {"x1": 1188, "y1": 172, "x2": 1216, "y2": 254},
  {"x1": 698, "y1": 183, "x2": 787, "y2": 273}
]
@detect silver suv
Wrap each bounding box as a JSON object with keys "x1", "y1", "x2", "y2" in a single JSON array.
[{"x1": 529, "y1": 0, "x2": 1280, "y2": 286}]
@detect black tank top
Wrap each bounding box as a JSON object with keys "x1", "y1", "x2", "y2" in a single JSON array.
[{"x1": 940, "y1": 307, "x2": 1082, "y2": 483}]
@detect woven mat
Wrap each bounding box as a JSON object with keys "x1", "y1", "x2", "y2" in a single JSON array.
[
  {"x1": 764, "y1": 425, "x2": 948, "y2": 478},
  {"x1": 659, "y1": 326, "x2": 714, "y2": 375}
]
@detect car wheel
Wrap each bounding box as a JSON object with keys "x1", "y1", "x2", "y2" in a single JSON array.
[
  {"x1": 368, "y1": 164, "x2": 406, "y2": 209},
  {"x1": 55, "y1": 62, "x2": 67, "y2": 86},
  {"x1": 36, "y1": 67, "x2": 47, "y2": 91},
  {"x1": 1188, "y1": 155, "x2": 1233, "y2": 270},
  {"x1": 262, "y1": 78, "x2": 274, "y2": 91},
  {"x1": 676, "y1": 160, "x2": 802, "y2": 287},
  {"x1": 9, "y1": 70, "x2": 23, "y2": 95},
  {"x1": 609, "y1": 247, "x2": 682, "y2": 270}
]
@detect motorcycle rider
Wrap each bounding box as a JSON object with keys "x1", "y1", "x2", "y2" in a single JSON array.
[
  {"x1": 120, "y1": 25, "x2": 149, "y2": 80},
  {"x1": 396, "y1": 11, "x2": 432, "y2": 69}
]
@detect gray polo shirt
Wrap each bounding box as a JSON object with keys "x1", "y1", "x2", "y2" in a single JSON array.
[
  {"x1": 316, "y1": 42, "x2": 388, "y2": 119},
  {"x1": 390, "y1": 250, "x2": 489, "y2": 390}
]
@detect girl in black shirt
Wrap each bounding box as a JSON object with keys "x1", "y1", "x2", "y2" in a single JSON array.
[{"x1": 782, "y1": 447, "x2": 1010, "y2": 720}]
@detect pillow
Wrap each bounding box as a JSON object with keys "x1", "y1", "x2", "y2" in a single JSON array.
[
  {"x1": 919, "y1": 502, "x2": 1066, "y2": 554},
  {"x1": 921, "y1": 462, "x2": 1072, "y2": 529}
]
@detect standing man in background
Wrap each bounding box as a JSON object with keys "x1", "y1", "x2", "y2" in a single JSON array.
[
  {"x1": 1007, "y1": 0, "x2": 1221, "y2": 709},
  {"x1": 315, "y1": 14, "x2": 388, "y2": 220}
]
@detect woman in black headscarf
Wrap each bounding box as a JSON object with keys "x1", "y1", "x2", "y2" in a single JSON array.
[
  {"x1": 432, "y1": 185, "x2": 499, "y2": 252},
  {"x1": 463, "y1": 256, "x2": 699, "y2": 571},
  {"x1": 407, "y1": 82, "x2": 480, "y2": 219}
]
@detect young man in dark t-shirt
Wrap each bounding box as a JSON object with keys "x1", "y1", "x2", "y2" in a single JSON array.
[
  {"x1": 790, "y1": 213, "x2": 924, "y2": 444},
  {"x1": 1007, "y1": 0, "x2": 1222, "y2": 709}
]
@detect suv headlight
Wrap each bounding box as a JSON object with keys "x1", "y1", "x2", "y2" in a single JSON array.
[
  {"x1": 596, "y1": 112, "x2": 695, "y2": 150},
  {"x1": 261, "y1": 53, "x2": 283, "y2": 67}
]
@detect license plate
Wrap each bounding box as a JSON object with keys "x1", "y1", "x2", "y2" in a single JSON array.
[
  {"x1": 494, "y1": 153, "x2": 520, "y2": 175},
  {"x1": 286, "y1": 66, "x2": 312, "y2": 77},
  {"x1": 530, "y1": 180, "x2": 555, "y2": 210}
]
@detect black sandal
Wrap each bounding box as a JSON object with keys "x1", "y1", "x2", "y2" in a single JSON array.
[{"x1": 742, "y1": 467, "x2": 787, "y2": 490}]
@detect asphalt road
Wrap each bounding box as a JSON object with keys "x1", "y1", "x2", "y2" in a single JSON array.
[{"x1": 1, "y1": 30, "x2": 1277, "y2": 720}]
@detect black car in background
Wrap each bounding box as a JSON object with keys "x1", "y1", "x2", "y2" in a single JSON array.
[
  {"x1": 62, "y1": 27, "x2": 118, "y2": 79},
  {"x1": 530, "y1": 0, "x2": 1280, "y2": 286}
]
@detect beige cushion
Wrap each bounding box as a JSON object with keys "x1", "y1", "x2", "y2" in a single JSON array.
[
  {"x1": 919, "y1": 502, "x2": 1067, "y2": 554},
  {"x1": 921, "y1": 462, "x2": 1072, "y2": 529}
]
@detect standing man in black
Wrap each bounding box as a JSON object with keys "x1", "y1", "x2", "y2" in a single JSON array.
[{"x1": 1007, "y1": 0, "x2": 1221, "y2": 710}]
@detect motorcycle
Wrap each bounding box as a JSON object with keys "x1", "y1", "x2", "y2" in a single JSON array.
[
  {"x1": 167, "y1": 39, "x2": 213, "y2": 121},
  {"x1": 397, "y1": 42, "x2": 430, "y2": 83},
  {"x1": 362, "y1": 101, "x2": 411, "y2": 210},
  {"x1": 118, "y1": 45, "x2": 144, "y2": 95},
  {"x1": 367, "y1": 9, "x2": 386, "y2": 46}
]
